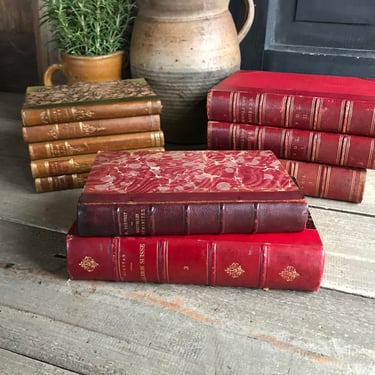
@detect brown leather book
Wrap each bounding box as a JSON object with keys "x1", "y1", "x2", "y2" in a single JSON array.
[
  {"x1": 30, "y1": 147, "x2": 165, "y2": 178},
  {"x1": 22, "y1": 115, "x2": 161, "y2": 143},
  {"x1": 21, "y1": 78, "x2": 162, "y2": 126},
  {"x1": 34, "y1": 173, "x2": 89, "y2": 193},
  {"x1": 28, "y1": 130, "x2": 164, "y2": 160}
]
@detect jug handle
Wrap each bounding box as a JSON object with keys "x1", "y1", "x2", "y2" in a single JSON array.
[{"x1": 237, "y1": 0, "x2": 255, "y2": 43}]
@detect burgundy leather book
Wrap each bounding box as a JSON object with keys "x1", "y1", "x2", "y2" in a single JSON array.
[
  {"x1": 67, "y1": 215, "x2": 325, "y2": 291},
  {"x1": 279, "y1": 159, "x2": 366, "y2": 203},
  {"x1": 207, "y1": 70, "x2": 375, "y2": 137},
  {"x1": 207, "y1": 121, "x2": 375, "y2": 170},
  {"x1": 77, "y1": 150, "x2": 308, "y2": 236}
]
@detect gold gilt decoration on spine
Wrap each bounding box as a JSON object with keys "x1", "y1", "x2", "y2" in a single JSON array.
[
  {"x1": 80, "y1": 122, "x2": 105, "y2": 136},
  {"x1": 40, "y1": 107, "x2": 96, "y2": 124},
  {"x1": 279, "y1": 266, "x2": 300, "y2": 282},
  {"x1": 225, "y1": 262, "x2": 245, "y2": 278},
  {"x1": 79, "y1": 256, "x2": 99, "y2": 272},
  {"x1": 47, "y1": 127, "x2": 59, "y2": 139}
]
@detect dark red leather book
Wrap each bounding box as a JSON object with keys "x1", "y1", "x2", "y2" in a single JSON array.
[
  {"x1": 207, "y1": 70, "x2": 375, "y2": 137},
  {"x1": 77, "y1": 150, "x2": 308, "y2": 236},
  {"x1": 207, "y1": 121, "x2": 375, "y2": 170},
  {"x1": 279, "y1": 159, "x2": 366, "y2": 203},
  {"x1": 67, "y1": 215, "x2": 325, "y2": 291}
]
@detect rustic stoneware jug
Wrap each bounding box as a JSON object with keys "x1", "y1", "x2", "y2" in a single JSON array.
[{"x1": 130, "y1": 0, "x2": 254, "y2": 144}]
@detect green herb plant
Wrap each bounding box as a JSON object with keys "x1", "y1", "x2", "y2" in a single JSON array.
[{"x1": 40, "y1": 0, "x2": 136, "y2": 56}]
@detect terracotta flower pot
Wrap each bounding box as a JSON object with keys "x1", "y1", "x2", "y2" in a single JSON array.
[{"x1": 43, "y1": 51, "x2": 124, "y2": 86}]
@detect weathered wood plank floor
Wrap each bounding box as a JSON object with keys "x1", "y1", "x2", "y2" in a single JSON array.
[{"x1": 0, "y1": 92, "x2": 374, "y2": 374}]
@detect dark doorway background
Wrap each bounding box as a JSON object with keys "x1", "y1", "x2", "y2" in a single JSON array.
[{"x1": 231, "y1": 0, "x2": 375, "y2": 77}]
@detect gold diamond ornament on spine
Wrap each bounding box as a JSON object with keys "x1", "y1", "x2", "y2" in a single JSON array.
[
  {"x1": 225, "y1": 262, "x2": 245, "y2": 279},
  {"x1": 79, "y1": 256, "x2": 99, "y2": 272},
  {"x1": 279, "y1": 266, "x2": 300, "y2": 282}
]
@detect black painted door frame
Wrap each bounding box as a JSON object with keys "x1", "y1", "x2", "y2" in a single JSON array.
[{"x1": 231, "y1": 0, "x2": 375, "y2": 77}]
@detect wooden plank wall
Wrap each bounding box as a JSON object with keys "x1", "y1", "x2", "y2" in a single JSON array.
[{"x1": 0, "y1": 0, "x2": 40, "y2": 92}]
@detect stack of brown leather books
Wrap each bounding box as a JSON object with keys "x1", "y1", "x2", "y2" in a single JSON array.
[{"x1": 21, "y1": 78, "x2": 164, "y2": 192}]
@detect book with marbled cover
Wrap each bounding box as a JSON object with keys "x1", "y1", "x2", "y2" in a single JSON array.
[
  {"x1": 21, "y1": 78, "x2": 162, "y2": 126},
  {"x1": 77, "y1": 150, "x2": 309, "y2": 236},
  {"x1": 67, "y1": 213, "x2": 325, "y2": 291}
]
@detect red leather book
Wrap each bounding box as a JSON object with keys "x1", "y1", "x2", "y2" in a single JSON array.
[
  {"x1": 207, "y1": 70, "x2": 375, "y2": 137},
  {"x1": 207, "y1": 121, "x2": 375, "y2": 170},
  {"x1": 66, "y1": 215, "x2": 325, "y2": 291},
  {"x1": 279, "y1": 159, "x2": 366, "y2": 203},
  {"x1": 77, "y1": 150, "x2": 308, "y2": 236}
]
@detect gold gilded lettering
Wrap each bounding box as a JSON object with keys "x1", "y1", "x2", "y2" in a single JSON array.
[
  {"x1": 140, "y1": 208, "x2": 146, "y2": 234},
  {"x1": 122, "y1": 211, "x2": 129, "y2": 235},
  {"x1": 139, "y1": 243, "x2": 146, "y2": 281},
  {"x1": 120, "y1": 253, "x2": 127, "y2": 277},
  {"x1": 135, "y1": 213, "x2": 140, "y2": 233}
]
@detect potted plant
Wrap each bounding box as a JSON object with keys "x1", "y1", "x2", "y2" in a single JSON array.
[{"x1": 40, "y1": 0, "x2": 136, "y2": 86}]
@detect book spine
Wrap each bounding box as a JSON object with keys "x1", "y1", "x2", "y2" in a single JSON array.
[
  {"x1": 30, "y1": 147, "x2": 165, "y2": 178},
  {"x1": 66, "y1": 231, "x2": 325, "y2": 291},
  {"x1": 77, "y1": 201, "x2": 309, "y2": 236},
  {"x1": 207, "y1": 89, "x2": 375, "y2": 137},
  {"x1": 30, "y1": 154, "x2": 96, "y2": 178},
  {"x1": 22, "y1": 115, "x2": 161, "y2": 143},
  {"x1": 21, "y1": 99, "x2": 163, "y2": 126},
  {"x1": 28, "y1": 130, "x2": 165, "y2": 160},
  {"x1": 207, "y1": 121, "x2": 375, "y2": 169},
  {"x1": 35, "y1": 173, "x2": 89, "y2": 193},
  {"x1": 279, "y1": 159, "x2": 366, "y2": 203}
]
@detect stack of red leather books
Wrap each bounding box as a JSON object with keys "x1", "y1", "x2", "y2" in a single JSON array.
[
  {"x1": 66, "y1": 149, "x2": 325, "y2": 291},
  {"x1": 207, "y1": 70, "x2": 375, "y2": 203}
]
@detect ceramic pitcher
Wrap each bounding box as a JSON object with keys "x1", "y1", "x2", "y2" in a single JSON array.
[{"x1": 130, "y1": 0, "x2": 255, "y2": 144}]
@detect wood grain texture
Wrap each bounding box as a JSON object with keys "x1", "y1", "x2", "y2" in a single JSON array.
[
  {"x1": 0, "y1": 221, "x2": 374, "y2": 374},
  {"x1": 0, "y1": 348, "x2": 76, "y2": 375}
]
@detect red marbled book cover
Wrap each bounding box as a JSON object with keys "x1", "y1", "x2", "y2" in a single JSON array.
[
  {"x1": 77, "y1": 150, "x2": 308, "y2": 236},
  {"x1": 67, "y1": 214, "x2": 325, "y2": 291}
]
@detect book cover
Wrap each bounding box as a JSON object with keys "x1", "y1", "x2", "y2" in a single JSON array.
[
  {"x1": 207, "y1": 70, "x2": 375, "y2": 137},
  {"x1": 28, "y1": 130, "x2": 165, "y2": 160},
  {"x1": 77, "y1": 150, "x2": 309, "y2": 236},
  {"x1": 22, "y1": 114, "x2": 161, "y2": 143},
  {"x1": 67, "y1": 214, "x2": 325, "y2": 291},
  {"x1": 207, "y1": 121, "x2": 375, "y2": 170},
  {"x1": 21, "y1": 79, "x2": 162, "y2": 126},
  {"x1": 279, "y1": 159, "x2": 366, "y2": 203}
]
